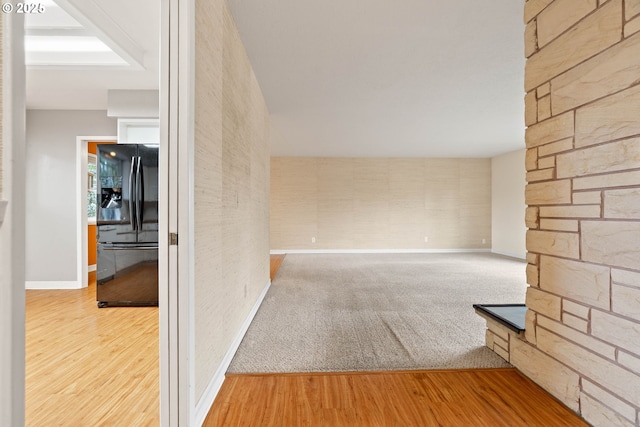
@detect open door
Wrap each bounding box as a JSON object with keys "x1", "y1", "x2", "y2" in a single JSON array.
[{"x1": 160, "y1": 0, "x2": 193, "y2": 425}]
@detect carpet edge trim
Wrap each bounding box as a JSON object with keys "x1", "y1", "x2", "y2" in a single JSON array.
[{"x1": 225, "y1": 367, "x2": 518, "y2": 378}]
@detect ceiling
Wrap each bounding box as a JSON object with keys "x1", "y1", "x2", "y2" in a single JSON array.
[
  {"x1": 25, "y1": 0, "x2": 159, "y2": 110},
  {"x1": 27, "y1": 0, "x2": 525, "y2": 158}
]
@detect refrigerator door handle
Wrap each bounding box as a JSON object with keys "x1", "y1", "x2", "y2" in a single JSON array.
[
  {"x1": 136, "y1": 156, "x2": 143, "y2": 232},
  {"x1": 129, "y1": 157, "x2": 137, "y2": 231}
]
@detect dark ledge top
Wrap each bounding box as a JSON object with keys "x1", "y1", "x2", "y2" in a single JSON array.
[{"x1": 473, "y1": 304, "x2": 527, "y2": 333}]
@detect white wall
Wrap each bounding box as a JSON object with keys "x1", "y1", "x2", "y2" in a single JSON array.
[
  {"x1": 25, "y1": 110, "x2": 116, "y2": 284},
  {"x1": 491, "y1": 148, "x2": 526, "y2": 259}
]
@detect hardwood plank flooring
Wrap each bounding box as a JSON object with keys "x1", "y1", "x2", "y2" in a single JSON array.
[
  {"x1": 270, "y1": 254, "x2": 286, "y2": 281},
  {"x1": 26, "y1": 272, "x2": 159, "y2": 426},
  {"x1": 25, "y1": 262, "x2": 589, "y2": 427},
  {"x1": 204, "y1": 369, "x2": 589, "y2": 427}
]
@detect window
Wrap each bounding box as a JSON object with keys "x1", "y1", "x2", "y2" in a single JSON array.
[{"x1": 88, "y1": 153, "x2": 97, "y2": 223}]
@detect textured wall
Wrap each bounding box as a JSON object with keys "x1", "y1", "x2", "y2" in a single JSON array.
[
  {"x1": 271, "y1": 157, "x2": 491, "y2": 250},
  {"x1": 517, "y1": 1, "x2": 640, "y2": 424},
  {"x1": 194, "y1": 0, "x2": 270, "y2": 402},
  {"x1": 491, "y1": 149, "x2": 526, "y2": 259}
]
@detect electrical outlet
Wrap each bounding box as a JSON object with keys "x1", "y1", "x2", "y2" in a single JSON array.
[
  {"x1": 311, "y1": 237, "x2": 316, "y2": 243},
  {"x1": 424, "y1": 236, "x2": 429, "y2": 242},
  {"x1": 482, "y1": 238, "x2": 486, "y2": 244}
]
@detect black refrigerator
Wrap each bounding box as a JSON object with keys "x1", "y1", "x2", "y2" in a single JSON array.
[{"x1": 96, "y1": 144, "x2": 159, "y2": 307}]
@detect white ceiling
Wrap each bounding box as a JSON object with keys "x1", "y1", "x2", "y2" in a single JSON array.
[
  {"x1": 25, "y1": 0, "x2": 159, "y2": 110},
  {"x1": 228, "y1": 0, "x2": 526, "y2": 158},
  {"x1": 26, "y1": 0, "x2": 525, "y2": 158}
]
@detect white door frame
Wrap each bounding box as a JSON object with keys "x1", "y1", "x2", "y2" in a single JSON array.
[
  {"x1": 1, "y1": 3, "x2": 187, "y2": 425},
  {"x1": 0, "y1": 12, "x2": 26, "y2": 427},
  {"x1": 75, "y1": 136, "x2": 116, "y2": 288},
  {"x1": 161, "y1": 0, "x2": 194, "y2": 425}
]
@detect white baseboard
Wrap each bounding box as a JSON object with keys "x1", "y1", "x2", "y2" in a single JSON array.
[
  {"x1": 491, "y1": 250, "x2": 526, "y2": 260},
  {"x1": 88, "y1": 264, "x2": 97, "y2": 272},
  {"x1": 25, "y1": 280, "x2": 81, "y2": 290},
  {"x1": 193, "y1": 279, "x2": 272, "y2": 426},
  {"x1": 271, "y1": 248, "x2": 492, "y2": 254}
]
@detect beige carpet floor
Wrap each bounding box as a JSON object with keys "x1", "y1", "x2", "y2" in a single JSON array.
[{"x1": 228, "y1": 252, "x2": 527, "y2": 373}]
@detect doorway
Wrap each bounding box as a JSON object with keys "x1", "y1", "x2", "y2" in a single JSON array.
[
  {"x1": 21, "y1": 3, "x2": 170, "y2": 427},
  {"x1": 77, "y1": 137, "x2": 117, "y2": 288},
  {"x1": 4, "y1": 0, "x2": 185, "y2": 424}
]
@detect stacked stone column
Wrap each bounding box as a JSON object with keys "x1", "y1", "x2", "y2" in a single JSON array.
[{"x1": 495, "y1": 1, "x2": 640, "y2": 425}]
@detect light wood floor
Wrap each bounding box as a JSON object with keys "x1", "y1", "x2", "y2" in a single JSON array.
[
  {"x1": 26, "y1": 259, "x2": 587, "y2": 427},
  {"x1": 206, "y1": 255, "x2": 587, "y2": 426},
  {"x1": 204, "y1": 369, "x2": 589, "y2": 427},
  {"x1": 270, "y1": 253, "x2": 286, "y2": 281},
  {"x1": 26, "y1": 272, "x2": 159, "y2": 426},
  {"x1": 23, "y1": 255, "x2": 282, "y2": 426}
]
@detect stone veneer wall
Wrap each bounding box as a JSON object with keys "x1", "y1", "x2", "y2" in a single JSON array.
[
  {"x1": 508, "y1": 1, "x2": 640, "y2": 425},
  {"x1": 480, "y1": 316, "x2": 524, "y2": 364}
]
